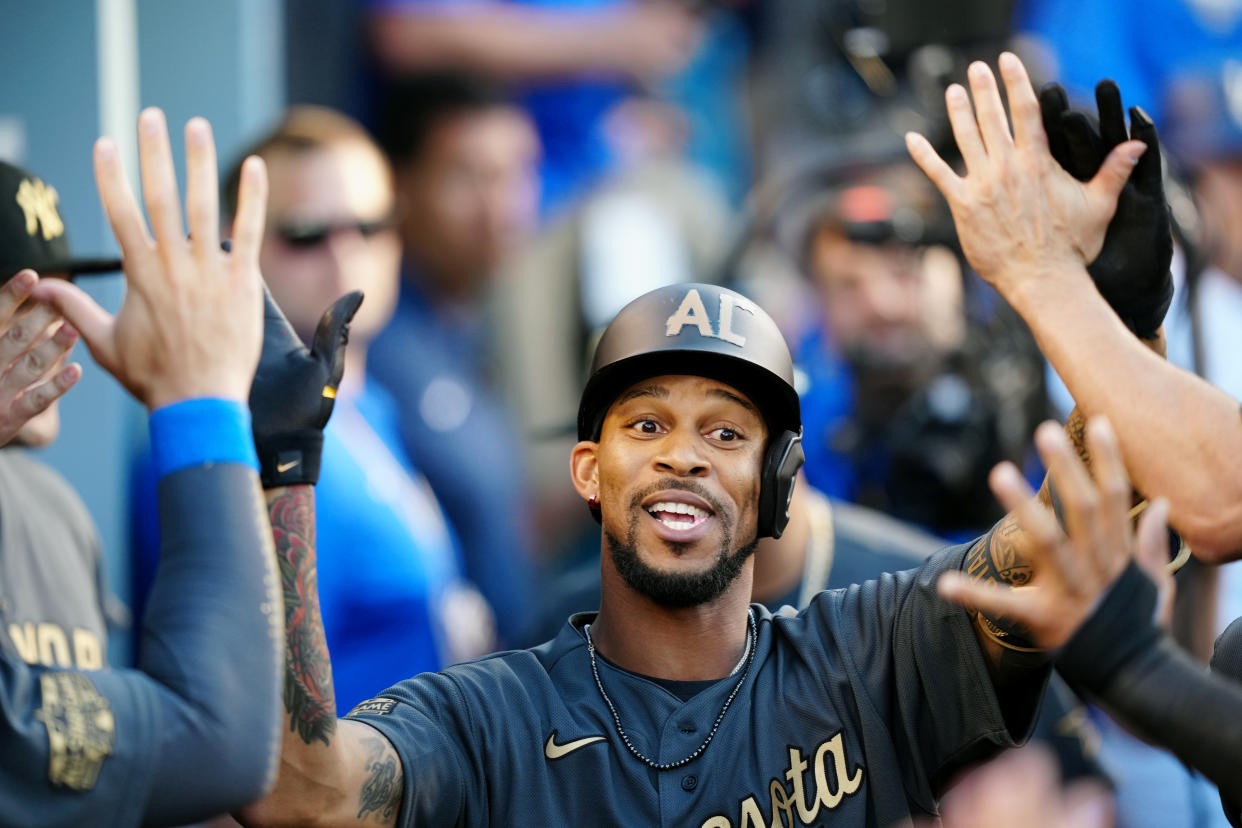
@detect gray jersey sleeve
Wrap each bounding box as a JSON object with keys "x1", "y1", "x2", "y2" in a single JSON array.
[{"x1": 804, "y1": 543, "x2": 1044, "y2": 801}]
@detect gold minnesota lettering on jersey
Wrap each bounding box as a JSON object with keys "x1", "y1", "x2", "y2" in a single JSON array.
[
  {"x1": 665, "y1": 289, "x2": 757, "y2": 347},
  {"x1": 699, "y1": 731, "x2": 864, "y2": 828},
  {"x1": 15, "y1": 177, "x2": 65, "y2": 241}
]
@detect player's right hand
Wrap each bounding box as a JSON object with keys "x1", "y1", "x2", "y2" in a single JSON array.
[
  {"x1": 31, "y1": 109, "x2": 266, "y2": 411},
  {"x1": 249, "y1": 285, "x2": 362, "y2": 488},
  {"x1": 0, "y1": 270, "x2": 81, "y2": 446}
]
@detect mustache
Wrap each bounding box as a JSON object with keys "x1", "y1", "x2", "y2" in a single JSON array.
[{"x1": 627, "y1": 477, "x2": 731, "y2": 521}]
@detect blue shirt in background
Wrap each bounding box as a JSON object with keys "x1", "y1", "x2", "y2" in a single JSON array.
[{"x1": 369, "y1": 279, "x2": 539, "y2": 646}]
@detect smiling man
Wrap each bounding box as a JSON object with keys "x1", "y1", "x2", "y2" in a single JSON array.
[{"x1": 236, "y1": 268, "x2": 1165, "y2": 827}]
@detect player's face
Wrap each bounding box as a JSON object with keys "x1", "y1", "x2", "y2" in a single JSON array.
[
  {"x1": 584, "y1": 374, "x2": 767, "y2": 607},
  {"x1": 259, "y1": 141, "x2": 401, "y2": 348}
]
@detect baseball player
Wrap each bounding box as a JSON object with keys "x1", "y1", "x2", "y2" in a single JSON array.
[
  {"x1": 1, "y1": 108, "x2": 358, "y2": 827},
  {"x1": 236, "y1": 267, "x2": 1154, "y2": 827}
]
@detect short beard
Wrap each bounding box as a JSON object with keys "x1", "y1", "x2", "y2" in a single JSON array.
[{"x1": 605, "y1": 480, "x2": 758, "y2": 608}]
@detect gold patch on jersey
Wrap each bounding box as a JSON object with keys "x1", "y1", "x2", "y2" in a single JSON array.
[{"x1": 35, "y1": 672, "x2": 116, "y2": 790}]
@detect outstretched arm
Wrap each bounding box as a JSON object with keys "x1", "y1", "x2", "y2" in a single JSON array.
[
  {"x1": 237, "y1": 484, "x2": 405, "y2": 828},
  {"x1": 236, "y1": 289, "x2": 405, "y2": 827},
  {"x1": 906, "y1": 53, "x2": 1242, "y2": 560},
  {"x1": 942, "y1": 421, "x2": 1242, "y2": 805},
  {"x1": 3, "y1": 110, "x2": 283, "y2": 824},
  {"x1": 367, "y1": 1, "x2": 699, "y2": 84}
]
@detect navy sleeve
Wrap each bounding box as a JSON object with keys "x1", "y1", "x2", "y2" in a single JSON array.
[
  {"x1": 807, "y1": 543, "x2": 1043, "y2": 806},
  {"x1": 1057, "y1": 564, "x2": 1242, "y2": 819},
  {"x1": 344, "y1": 672, "x2": 475, "y2": 828},
  {"x1": 0, "y1": 463, "x2": 282, "y2": 827}
]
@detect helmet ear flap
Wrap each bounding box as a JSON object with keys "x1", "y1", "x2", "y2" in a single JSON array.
[{"x1": 758, "y1": 429, "x2": 804, "y2": 538}]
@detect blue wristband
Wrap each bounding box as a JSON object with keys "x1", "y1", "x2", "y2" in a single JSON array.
[{"x1": 149, "y1": 398, "x2": 259, "y2": 479}]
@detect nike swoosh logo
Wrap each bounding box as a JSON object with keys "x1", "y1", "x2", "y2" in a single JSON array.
[
  {"x1": 276, "y1": 459, "x2": 300, "y2": 473},
  {"x1": 544, "y1": 730, "x2": 606, "y2": 760}
]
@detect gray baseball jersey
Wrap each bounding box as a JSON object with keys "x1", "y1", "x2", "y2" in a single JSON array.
[
  {"x1": 0, "y1": 449, "x2": 108, "y2": 670},
  {"x1": 347, "y1": 542, "x2": 1038, "y2": 826}
]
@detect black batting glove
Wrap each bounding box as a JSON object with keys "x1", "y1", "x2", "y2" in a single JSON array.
[
  {"x1": 249, "y1": 284, "x2": 363, "y2": 488},
  {"x1": 1040, "y1": 80, "x2": 1174, "y2": 340}
]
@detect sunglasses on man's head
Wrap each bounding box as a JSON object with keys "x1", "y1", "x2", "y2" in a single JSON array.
[{"x1": 274, "y1": 215, "x2": 396, "y2": 249}]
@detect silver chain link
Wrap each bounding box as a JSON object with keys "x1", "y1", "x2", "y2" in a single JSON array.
[{"x1": 583, "y1": 608, "x2": 757, "y2": 771}]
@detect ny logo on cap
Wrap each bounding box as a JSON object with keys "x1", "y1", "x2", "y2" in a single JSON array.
[
  {"x1": 665, "y1": 288, "x2": 757, "y2": 347},
  {"x1": 16, "y1": 177, "x2": 65, "y2": 242}
]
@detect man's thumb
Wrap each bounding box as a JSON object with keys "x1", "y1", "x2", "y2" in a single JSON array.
[{"x1": 1088, "y1": 139, "x2": 1146, "y2": 205}]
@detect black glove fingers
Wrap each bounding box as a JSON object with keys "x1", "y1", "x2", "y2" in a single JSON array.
[
  {"x1": 1039, "y1": 83, "x2": 1072, "y2": 164},
  {"x1": 1128, "y1": 105, "x2": 1164, "y2": 193},
  {"x1": 1061, "y1": 111, "x2": 1103, "y2": 182},
  {"x1": 310, "y1": 290, "x2": 364, "y2": 393},
  {"x1": 250, "y1": 286, "x2": 358, "y2": 488},
  {"x1": 1095, "y1": 79, "x2": 1127, "y2": 150}
]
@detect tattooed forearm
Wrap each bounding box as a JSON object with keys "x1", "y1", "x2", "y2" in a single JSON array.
[
  {"x1": 357, "y1": 736, "x2": 403, "y2": 822},
  {"x1": 267, "y1": 485, "x2": 338, "y2": 747},
  {"x1": 1064, "y1": 407, "x2": 1090, "y2": 470},
  {"x1": 963, "y1": 515, "x2": 1039, "y2": 656},
  {"x1": 963, "y1": 514, "x2": 1032, "y2": 587},
  {"x1": 990, "y1": 514, "x2": 1032, "y2": 585}
]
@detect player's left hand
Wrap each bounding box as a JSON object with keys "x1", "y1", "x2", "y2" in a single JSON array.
[
  {"x1": 905, "y1": 53, "x2": 1148, "y2": 301},
  {"x1": 248, "y1": 285, "x2": 363, "y2": 488},
  {"x1": 1040, "y1": 80, "x2": 1173, "y2": 340},
  {"x1": 938, "y1": 417, "x2": 1169, "y2": 650}
]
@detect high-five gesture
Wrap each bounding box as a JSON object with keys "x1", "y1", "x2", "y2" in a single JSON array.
[
  {"x1": 906, "y1": 53, "x2": 1148, "y2": 297},
  {"x1": 32, "y1": 109, "x2": 267, "y2": 409},
  {"x1": 939, "y1": 418, "x2": 1169, "y2": 651},
  {"x1": 0, "y1": 271, "x2": 81, "y2": 445}
]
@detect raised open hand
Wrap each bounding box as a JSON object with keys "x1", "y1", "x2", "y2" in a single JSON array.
[
  {"x1": 0, "y1": 270, "x2": 81, "y2": 445},
  {"x1": 938, "y1": 418, "x2": 1169, "y2": 651},
  {"x1": 31, "y1": 110, "x2": 267, "y2": 410},
  {"x1": 1039, "y1": 81, "x2": 1173, "y2": 340},
  {"x1": 906, "y1": 53, "x2": 1148, "y2": 300}
]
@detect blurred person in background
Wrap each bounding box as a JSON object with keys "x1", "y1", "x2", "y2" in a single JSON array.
[
  {"x1": 789, "y1": 160, "x2": 1046, "y2": 541},
  {"x1": 134, "y1": 106, "x2": 496, "y2": 715},
  {"x1": 370, "y1": 73, "x2": 543, "y2": 646},
  {"x1": 363, "y1": 0, "x2": 706, "y2": 214}
]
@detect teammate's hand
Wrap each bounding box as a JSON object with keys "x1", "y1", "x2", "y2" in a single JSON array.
[
  {"x1": 938, "y1": 417, "x2": 1170, "y2": 650},
  {"x1": 249, "y1": 286, "x2": 363, "y2": 488},
  {"x1": 0, "y1": 271, "x2": 81, "y2": 446},
  {"x1": 913, "y1": 745, "x2": 1112, "y2": 828},
  {"x1": 30, "y1": 110, "x2": 266, "y2": 410},
  {"x1": 1040, "y1": 81, "x2": 1173, "y2": 340},
  {"x1": 905, "y1": 53, "x2": 1148, "y2": 300}
]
